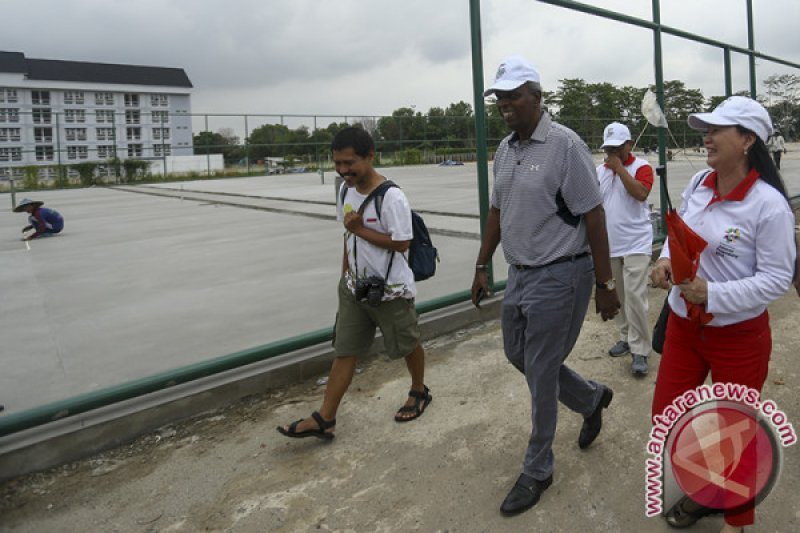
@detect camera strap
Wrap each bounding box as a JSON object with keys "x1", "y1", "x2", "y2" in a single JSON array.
[{"x1": 346, "y1": 180, "x2": 397, "y2": 283}]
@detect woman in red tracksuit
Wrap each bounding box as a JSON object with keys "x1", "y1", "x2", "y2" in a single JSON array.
[{"x1": 651, "y1": 97, "x2": 794, "y2": 533}]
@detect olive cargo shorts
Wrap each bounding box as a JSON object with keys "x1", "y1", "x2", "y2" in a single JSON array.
[{"x1": 334, "y1": 277, "x2": 420, "y2": 359}]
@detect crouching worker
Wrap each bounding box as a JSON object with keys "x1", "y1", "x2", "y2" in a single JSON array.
[
  {"x1": 277, "y1": 127, "x2": 430, "y2": 441},
  {"x1": 14, "y1": 198, "x2": 64, "y2": 240}
]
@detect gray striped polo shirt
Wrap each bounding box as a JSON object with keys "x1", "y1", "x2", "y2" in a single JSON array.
[{"x1": 490, "y1": 111, "x2": 602, "y2": 266}]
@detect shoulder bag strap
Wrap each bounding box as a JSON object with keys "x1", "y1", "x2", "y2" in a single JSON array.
[{"x1": 350, "y1": 180, "x2": 397, "y2": 280}]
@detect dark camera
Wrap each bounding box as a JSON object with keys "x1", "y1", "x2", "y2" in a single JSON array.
[{"x1": 355, "y1": 276, "x2": 386, "y2": 307}]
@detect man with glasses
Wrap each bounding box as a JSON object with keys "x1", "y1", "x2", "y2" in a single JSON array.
[
  {"x1": 471, "y1": 56, "x2": 620, "y2": 516},
  {"x1": 597, "y1": 122, "x2": 654, "y2": 376}
]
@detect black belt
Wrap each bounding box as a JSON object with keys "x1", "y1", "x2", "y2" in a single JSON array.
[{"x1": 513, "y1": 252, "x2": 590, "y2": 270}]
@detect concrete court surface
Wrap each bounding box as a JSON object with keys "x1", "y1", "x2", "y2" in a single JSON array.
[
  {"x1": 0, "y1": 287, "x2": 798, "y2": 532},
  {"x1": 0, "y1": 166, "x2": 490, "y2": 414},
  {"x1": 1, "y1": 152, "x2": 799, "y2": 415}
]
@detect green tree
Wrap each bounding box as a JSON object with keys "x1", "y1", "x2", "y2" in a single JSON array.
[
  {"x1": 376, "y1": 107, "x2": 426, "y2": 151},
  {"x1": 246, "y1": 123, "x2": 312, "y2": 161},
  {"x1": 122, "y1": 160, "x2": 149, "y2": 183},
  {"x1": 443, "y1": 101, "x2": 474, "y2": 148},
  {"x1": 763, "y1": 74, "x2": 799, "y2": 138},
  {"x1": 548, "y1": 79, "x2": 626, "y2": 145},
  {"x1": 656, "y1": 80, "x2": 706, "y2": 147},
  {"x1": 22, "y1": 166, "x2": 39, "y2": 190},
  {"x1": 71, "y1": 162, "x2": 99, "y2": 187},
  {"x1": 193, "y1": 130, "x2": 244, "y2": 164}
]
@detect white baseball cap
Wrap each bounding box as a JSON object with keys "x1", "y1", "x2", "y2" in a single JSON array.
[
  {"x1": 687, "y1": 96, "x2": 773, "y2": 143},
  {"x1": 484, "y1": 56, "x2": 541, "y2": 97},
  {"x1": 601, "y1": 122, "x2": 632, "y2": 148}
]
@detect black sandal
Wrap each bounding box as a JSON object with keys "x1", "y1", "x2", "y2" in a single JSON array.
[
  {"x1": 395, "y1": 385, "x2": 432, "y2": 422},
  {"x1": 664, "y1": 495, "x2": 721, "y2": 528},
  {"x1": 277, "y1": 411, "x2": 336, "y2": 440}
]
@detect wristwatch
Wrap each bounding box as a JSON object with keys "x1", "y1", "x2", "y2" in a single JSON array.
[{"x1": 596, "y1": 279, "x2": 616, "y2": 291}]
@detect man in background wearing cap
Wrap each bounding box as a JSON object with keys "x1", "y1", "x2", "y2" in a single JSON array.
[
  {"x1": 597, "y1": 122, "x2": 654, "y2": 376},
  {"x1": 14, "y1": 198, "x2": 64, "y2": 240},
  {"x1": 471, "y1": 55, "x2": 620, "y2": 517}
]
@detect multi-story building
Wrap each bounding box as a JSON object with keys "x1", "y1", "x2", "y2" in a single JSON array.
[{"x1": 0, "y1": 51, "x2": 193, "y2": 181}]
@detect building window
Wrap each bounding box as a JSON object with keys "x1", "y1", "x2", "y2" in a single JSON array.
[
  {"x1": 0, "y1": 88, "x2": 19, "y2": 103},
  {"x1": 126, "y1": 127, "x2": 141, "y2": 141},
  {"x1": 41, "y1": 167, "x2": 57, "y2": 180},
  {"x1": 0, "y1": 147, "x2": 23, "y2": 162},
  {"x1": 150, "y1": 94, "x2": 169, "y2": 107},
  {"x1": 127, "y1": 144, "x2": 143, "y2": 157},
  {"x1": 97, "y1": 145, "x2": 114, "y2": 159},
  {"x1": 124, "y1": 93, "x2": 140, "y2": 107},
  {"x1": 63, "y1": 91, "x2": 85, "y2": 105},
  {"x1": 65, "y1": 128, "x2": 88, "y2": 141},
  {"x1": 33, "y1": 108, "x2": 52, "y2": 124},
  {"x1": 67, "y1": 146, "x2": 88, "y2": 160},
  {"x1": 96, "y1": 110, "x2": 115, "y2": 123},
  {"x1": 95, "y1": 92, "x2": 114, "y2": 105},
  {"x1": 35, "y1": 145, "x2": 54, "y2": 161},
  {"x1": 152, "y1": 127, "x2": 171, "y2": 140},
  {"x1": 1, "y1": 167, "x2": 24, "y2": 179},
  {"x1": 153, "y1": 144, "x2": 172, "y2": 157},
  {"x1": 125, "y1": 110, "x2": 140, "y2": 124},
  {"x1": 0, "y1": 128, "x2": 21, "y2": 142},
  {"x1": 96, "y1": 127, "x2": 115, "y2": 141},
  {"x1": 34, "y1": 127, "x2": 53, "y2": 142},
  {"x1": 0, "y1": 108, "x2": 20, "y2": 123},
  {"x1": 32, "y1": 90, "x2": 51, "y2": 105},
  {"x1": 151, "y1": 110, "x2": 169, "y2": 124},
  {"x1": 64, "y1": 109, "x2": 86, "y2": 123}
]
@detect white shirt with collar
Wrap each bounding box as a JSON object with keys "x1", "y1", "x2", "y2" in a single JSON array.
[
  {"x1": 597, "y1": 154, "x2": 654, "y2": 257},
  {"x1": 659, "y1": 168, "x2": 795, "y2": 326}
]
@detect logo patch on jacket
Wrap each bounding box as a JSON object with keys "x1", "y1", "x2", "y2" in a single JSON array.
[{"x1": 715, "y1": 227, "x2": 742, "y2": 258}]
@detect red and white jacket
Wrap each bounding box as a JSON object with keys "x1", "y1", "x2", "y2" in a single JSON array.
[{"x1": 597, "y1": 154, "x2": 654, "y2": 257}]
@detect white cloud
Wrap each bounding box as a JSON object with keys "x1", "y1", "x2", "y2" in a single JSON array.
[{"x1": 2, "y1": 0, "x2": 797, "y2": 119}]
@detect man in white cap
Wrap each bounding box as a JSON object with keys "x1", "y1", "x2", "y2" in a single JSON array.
[
  {"x1": 597, "y1": 122, "x2": 654, "y2": 376},
  {"x1": 471, "y1": 55, "x2": 620, "y2": 516}
]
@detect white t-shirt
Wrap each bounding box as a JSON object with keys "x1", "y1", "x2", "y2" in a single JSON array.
[
  {"x1": 768, "y1": 134, "x2": 785, "y2": 153},
  {"x1": 337, "y1": 182, "x2": 416, "y2": 300},
  {"x1": 597, "y1": 155, "x2": 654, "y2": 257},
  {"x1": 659, "y1": 169, "x2": 795, "y2": 326}
]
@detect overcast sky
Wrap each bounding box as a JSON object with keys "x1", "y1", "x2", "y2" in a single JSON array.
[{"x1": 3, "y1": 0, "x2": 799, "y2": 126}]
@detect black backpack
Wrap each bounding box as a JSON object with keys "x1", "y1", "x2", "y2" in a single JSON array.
[{"x1": 340, "y1": 180, "x2": 438, "y2": 281}]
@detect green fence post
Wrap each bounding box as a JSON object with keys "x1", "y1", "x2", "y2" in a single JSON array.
[{"x1": 469, "y1": 0, "x2": 494, "y2": 288}]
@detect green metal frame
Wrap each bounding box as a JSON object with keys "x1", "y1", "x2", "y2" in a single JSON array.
[
  {"x1": 2, "y1": 0, "x2": 797, "y2": 439},
  {"x1": 528, "y1": 0, "x2": 800, "y2": 239},
  {"x1": 0, "y1": 286, "x2": 511, "y2": 437}
]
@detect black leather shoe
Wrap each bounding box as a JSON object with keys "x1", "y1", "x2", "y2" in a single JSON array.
[
  {"x1": 578, "y1": 386, "x2": 613, "y2": 449},
  {"x1": 500, "y1": 473, "x2": 553, "y2": 516}
]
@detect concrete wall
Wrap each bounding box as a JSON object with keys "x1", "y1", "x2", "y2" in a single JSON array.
[{"x1": 147, "y1": 154, "x2": 224, "y2": 175}]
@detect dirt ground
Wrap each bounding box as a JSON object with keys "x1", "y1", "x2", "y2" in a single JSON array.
[{"x1": 1, "y1": 287, "x2": 799, "y2": 533}]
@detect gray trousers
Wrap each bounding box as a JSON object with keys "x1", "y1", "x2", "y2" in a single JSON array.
[{"x1": 501, "y1": 255, "x2": 603, "y2": 480}]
